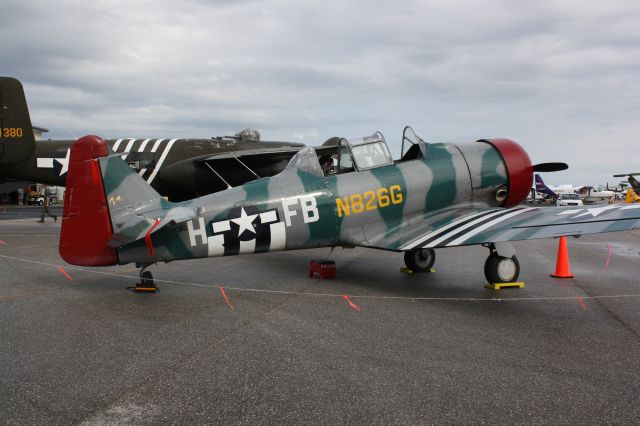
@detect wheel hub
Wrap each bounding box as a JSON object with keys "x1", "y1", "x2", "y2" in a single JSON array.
[{"x1": 497, "y1": 258, "x2": 516, "y2": 281}]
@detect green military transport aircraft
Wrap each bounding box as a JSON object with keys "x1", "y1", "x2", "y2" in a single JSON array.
[
  {"x1": 0, "y1": 77, "x2": 310, "y2": 201},
  {"x1": 58, "y1": 130, "x2": 640, "y2": 286}
]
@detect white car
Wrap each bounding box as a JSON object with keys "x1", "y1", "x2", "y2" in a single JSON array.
[{"x1": 556, "y1": 193, "x2": 583, "y2": 207}]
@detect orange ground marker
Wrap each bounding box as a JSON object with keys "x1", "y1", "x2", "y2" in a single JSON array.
[{"x1": 550, "y1": 236, "x2": 574, "y2": 278}]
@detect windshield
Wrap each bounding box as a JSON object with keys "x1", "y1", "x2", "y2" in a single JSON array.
[
  {"x1": 400, "y1": 126, "x2": 428, "y2": 160},
  {"x1": 284, "y1": 147, "x2": 324, "y2": 178},
  {"x1": 338, "y1": 142, "x2": 354, "y2": 173}
]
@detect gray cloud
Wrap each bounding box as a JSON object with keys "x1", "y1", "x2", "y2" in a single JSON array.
[{"x1": 1, "y1": 0, "x2": 639, "y2": 185}]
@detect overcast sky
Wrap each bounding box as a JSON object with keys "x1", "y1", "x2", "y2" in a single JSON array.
[{"x1": 1, "y1": 0, "x2": 638, "y2": 186}]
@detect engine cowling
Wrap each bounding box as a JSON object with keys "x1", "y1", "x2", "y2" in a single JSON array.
[{"x1": 478, "y1": 139, "x2": 533, "y2": 208}]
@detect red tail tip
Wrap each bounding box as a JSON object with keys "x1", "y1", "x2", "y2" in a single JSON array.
[{"x1": 59, "y1": 135, "x2": 118, "y2": 266}]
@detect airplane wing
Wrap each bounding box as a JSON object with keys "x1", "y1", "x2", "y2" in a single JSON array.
[
  {"x1": 191, "y1": 145, "x2": 337, "y2": 165},
  {"x1": 365, "y1": 204, "x2": 640, "y2": 251},
  {"x1": 193, "y1": 147, "x2": 303, "y2": 162}
]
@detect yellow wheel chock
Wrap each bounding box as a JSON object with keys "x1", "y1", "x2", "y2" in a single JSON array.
[{"x1": 484, "y1": 282, "x2": 525, "y2": 290}]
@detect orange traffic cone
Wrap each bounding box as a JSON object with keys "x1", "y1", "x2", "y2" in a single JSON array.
[{"x1": 550, "y1": 236, "x2": 574, "y2": 278}]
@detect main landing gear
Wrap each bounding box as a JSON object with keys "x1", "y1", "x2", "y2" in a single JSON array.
[
  {"x1": 403, "y1": 248, "x2": 436, "y2": 273},
  {"x1": 483, "y1": 243, "x2": 520, "y2": 284},
  {"x1": 402, "y1": 244, "x2": 521, "y2": 285}
]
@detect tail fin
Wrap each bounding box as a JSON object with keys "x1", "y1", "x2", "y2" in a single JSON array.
[
  {"x1": 60, "y1": 136, "x2": 119, "y2": 266},
  {"x1": 99, "y1": 146, "x2": 164, "y2": 223},
  {"x1": 60, "y1": 135, "x2": 167, "y2": 266},
  {"x1": 534, "y1": 174, "x2": 557, "y2": 198},
  {"x1": 629, "y1": 176, "x2": 640, "y2": 192},
  {"x1": 0, "y1": 77, "x2": 36, "y2": 164}
]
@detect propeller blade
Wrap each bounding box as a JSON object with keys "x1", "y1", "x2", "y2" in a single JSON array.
[
  {"x1": 613, "y1": 173, "x2": 640, "y2": 177},
  {"x1": 532, "y1": 162, "x2": 568, "y2": 172}
]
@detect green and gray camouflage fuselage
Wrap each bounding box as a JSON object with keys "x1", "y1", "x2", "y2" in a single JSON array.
[
  {"x1": 59, "y1": 133, "x2": 640, "y2": 284},
  {"x1": 107, "y1": 136, "x2": 507, "y2": 264}
]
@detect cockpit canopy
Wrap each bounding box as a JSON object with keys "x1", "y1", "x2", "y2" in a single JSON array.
[
  {"x1": 284, "y1": 127, "x2": 428, "y2": 178},
  {"x1": 338, "y1": 132, "x2": 394, "y2": 173},
  {"x1": 284, "y1": 147, "x2": 325, "y2": 177}
]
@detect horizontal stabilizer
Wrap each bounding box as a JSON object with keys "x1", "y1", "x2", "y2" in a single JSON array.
[{"x1": 108, "y1": 206, "x2": 196, "y2": 247}]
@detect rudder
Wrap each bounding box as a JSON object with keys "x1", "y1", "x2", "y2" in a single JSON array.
[{"x1": 59, "y1": 135, "x2": 119, "y2": 266}]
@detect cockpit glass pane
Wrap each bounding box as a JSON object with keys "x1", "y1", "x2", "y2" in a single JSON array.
[
  {"x1": 285, "y1": 147, "x2": 324, "y2": 177},
  {"x1": 401, "y1": 126, "x2": 428, "y2": 159},
  {"x1": 351, "y1": 141, "x2": 393, "y2": 170}
]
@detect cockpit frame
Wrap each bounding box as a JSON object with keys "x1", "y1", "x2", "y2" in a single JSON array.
[
  {"x1": 337, "y1": 132, "x2": 394, "y2": 173},
  {"x1": 399, "y1": 125, "x2": 428, "y2": 161}
]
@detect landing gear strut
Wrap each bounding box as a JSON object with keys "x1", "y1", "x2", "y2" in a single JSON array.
[
  {"x1": 132, "y1": 264, "x2": 158, "y2": 292},
  {"x1": 483, "y1": 243, "x2": 520, "y2": 284},
  {"x1": 403, "y1": 248, "x2": 436, "y2": 273}
]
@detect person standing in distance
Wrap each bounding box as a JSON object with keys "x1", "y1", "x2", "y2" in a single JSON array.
[{"x1": 38, "y1": 185, "x2": 57, "y2": 223}]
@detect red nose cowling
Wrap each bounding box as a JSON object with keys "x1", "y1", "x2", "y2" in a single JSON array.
[
  {"x1": 59, "y1": 135, "x2": 118, "y2": 266},
  {"x1": 478, "y1": 138, "x2": 533, "y2": 208}
]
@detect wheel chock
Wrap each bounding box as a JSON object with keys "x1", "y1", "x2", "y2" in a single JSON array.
[
  {"x1": 129, "y1": 269, "x2": 158, "y2": 292},
  {"x1": 133, "y1": 283, "x2": 158, "y2": 293},
  {"x1": 400, "y1": 267, "x2": 436, "y2": 274},
  {"x1": 484, "y1": 282, "x2": 525, "y2": 290},
  {"x1": 309, "y1": 260, "x2": 336, "y2": 280}
]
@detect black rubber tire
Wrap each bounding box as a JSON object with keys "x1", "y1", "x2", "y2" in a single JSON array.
[
  {"x1": 484, "y1": 253, "x2": 520, "y2": 284},
  {"x1": 404, "y1": 248, "x2": 436, "y2": 272},
  {"x1": 141, "y1": 270, "x2": 154, "y2": 286}
]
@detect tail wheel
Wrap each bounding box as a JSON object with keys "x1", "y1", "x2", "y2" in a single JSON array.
[
  {"x1": 404, "y1": 248, "x2": 435, "y2": 272},
  {"x1": 484, "y1": 253, "x2": 520, "y2": 284},
  {"x1": 141, "y1": 270, "x2": 154, "y2": 286}
]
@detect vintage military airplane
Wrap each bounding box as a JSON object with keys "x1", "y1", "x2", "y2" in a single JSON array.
[
  {"x1": 0, "y1": 77, "x2": 313, "y2": 201},
  {"x1": 613, "y1": 173, "x2": 640, "y2": 195},
  {"x1": 58, "y1": 129, "x2": 640, "y2": 286}
]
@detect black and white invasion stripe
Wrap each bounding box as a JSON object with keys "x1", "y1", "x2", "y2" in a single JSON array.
[
  {"x1": 400, "y1": 207, "x2": 531, "y2": 250},
  {"x1": 110, "y1": 138, "x2": 179, "y2": 182}
]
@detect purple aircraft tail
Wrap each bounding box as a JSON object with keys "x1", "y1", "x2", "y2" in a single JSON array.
[{"x1": 534, "y1": 174, "x2": 557, "y2": 198}]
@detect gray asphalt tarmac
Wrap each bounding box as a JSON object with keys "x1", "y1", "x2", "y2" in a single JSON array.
[{"x1": 1, "y1": 214, "x2": 640, "y2": 424}]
